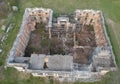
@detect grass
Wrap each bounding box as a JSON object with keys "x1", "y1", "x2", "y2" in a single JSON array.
[{"x1": 0, "y1": 0, "x2": 120, "y2": 84}]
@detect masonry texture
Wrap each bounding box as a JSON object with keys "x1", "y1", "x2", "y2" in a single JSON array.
[{"x1": 6, "y1": 8, "x2": 117, "y2": 82}]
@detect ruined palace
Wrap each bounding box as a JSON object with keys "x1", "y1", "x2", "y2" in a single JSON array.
[{"x1": 6, "y1": 8, "x2": 117, "y2": 82}]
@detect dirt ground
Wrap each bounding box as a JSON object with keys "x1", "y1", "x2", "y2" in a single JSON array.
[
  {"x1": 24, "y1": 23, "x2": 66, "y2": 56},
  {"x1": 24, "y1": 23, "x2": 50, "y2": 57},
  {"x1": 73, "y1": 48, "x2": 94, "y2": 64},
  {"x1": 76, "y1": 25, "x2": 96, "y2": 47}
]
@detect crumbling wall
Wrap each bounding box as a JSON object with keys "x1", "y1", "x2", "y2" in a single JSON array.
[
  {"x1": 26, "y1": 69, "x2": 100, "y2": 82},
  {"x1": 14, "y1": 15, "x2": 36, "y2": 57},
  {"x1": 8, "y1": 8, "x2": 53, "y2": 62},
  {"x1": 100, "y1": 11, "x2": 117, "y2": 68},
  {"x1": 74, "y1": 9, "x2": 117, "y2": 71},
  {"x1": 93, "y1": 50, "x2": 111, "y2": 67},
  {"x1": 93, "y1": 12, "x2": 107, "y2": 47},
  {"x1": 8, "y1": 8, "x2": 30, "y2": 62},
  {"x1": 74, "y1": 10, "x2": 107, "y2": 47}
]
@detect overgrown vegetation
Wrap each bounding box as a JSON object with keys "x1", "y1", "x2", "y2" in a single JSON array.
[
  {"x1": 89, "y1": 24, "x2": 94, "y2": 31},
  {"x1": 0, "y1": 0, "x2": 120, "y2": 84}
]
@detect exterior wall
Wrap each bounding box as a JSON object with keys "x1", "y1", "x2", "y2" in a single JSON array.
[
  {"x1": 100, "y1": 11, "x2": 117, "y2": 68},
  {"x1": 93, "y1": 55, "x2": 111, "y2": 67},
  {"x1": 26, "y1": 69, "x2": 100, "y2": 82}
]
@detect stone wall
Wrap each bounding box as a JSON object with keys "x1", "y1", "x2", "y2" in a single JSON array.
[
  {"x1": 8, "y1": 8, "x2": 30, "y2": 62},
  {"x1": 100, "y1": 11, "x2": 117, "y2": 68}
]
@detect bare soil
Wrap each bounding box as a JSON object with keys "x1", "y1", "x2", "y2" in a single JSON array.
[
  {"x1": 76, "y1": 25, "x2": 96, "y2": 47},
  {"x1": 73, "y1": 48, "x2": 94, "y2": 64},
  {"x1": 24, "y1": 23, "x2": 50, "y2": 57}
]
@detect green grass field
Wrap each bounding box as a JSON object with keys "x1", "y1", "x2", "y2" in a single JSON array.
[{"x1": 0, "y1": 0, "x2": 120, "y2": 84}]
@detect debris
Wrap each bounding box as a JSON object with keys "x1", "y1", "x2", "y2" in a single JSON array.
[
  {"x1": 6, "y1": 24, "x2": 12, "y2": 33},
  {"x1": 1, "y1": 25, "x2": 6, "y2": 31},
  {"x1": 12, "y1": 6, "x2": 18, "y2": 11}
]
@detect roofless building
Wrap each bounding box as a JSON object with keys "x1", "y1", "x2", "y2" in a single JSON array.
[{"x1": 6, "y1": 8, "x2": 117, "y2": 82}]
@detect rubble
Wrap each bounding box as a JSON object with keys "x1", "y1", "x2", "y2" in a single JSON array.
[
  {"x1": 12, "y1": 6, "x2": 18, "y2": 11},
  {"x1": 1, "y1": 25, "x2": 6, "y2": 31}
]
